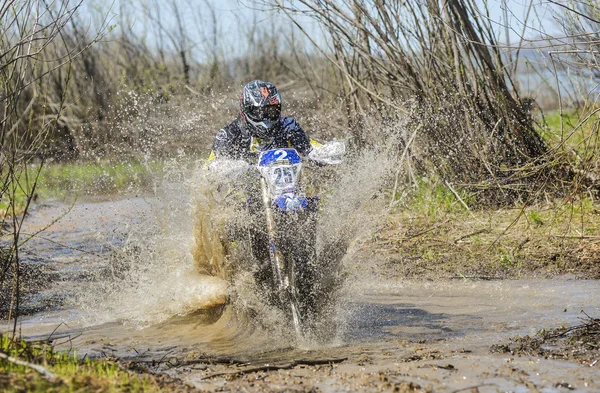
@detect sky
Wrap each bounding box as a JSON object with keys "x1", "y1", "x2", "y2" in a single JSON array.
[
  {"x1": 83, "y1": 0, "x2": 565, "y2": 63},
  {"x1": 490, "y1": 0, "x2": 564, "y2": 42}
]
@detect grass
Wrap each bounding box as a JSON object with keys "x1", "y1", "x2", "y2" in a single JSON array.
[
  {"x1": 537, "y1": 109, "x2": 599, "y2": 160},
  {"x1": 528, "y1": 210, "x2": 544, "y2": 227},
  {"x1": 370, "y1": 193, "x2": 600, "y2": 279},
  {"x1": 0, "y1": 334, "x2": 184, "y2": 392},
  {"x1": 0, "y1": 160, "x2": 164, "y2": 216},
  {"x1": 396, "y1": 177, "x2": 474, "y2": 219},
  {"x1": 37, "y1": 160, "x2": 163, "y2": 198},
  {"x1": 537, "y1": 110, "x2": 580, "y2": 142}
]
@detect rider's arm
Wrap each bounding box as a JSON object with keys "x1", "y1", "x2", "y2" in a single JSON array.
[
  {"x1": 210, "y1": 118, "x2": 248, "y2": 160},
  {"x1": 206, "y1": 133, "x2": 226, "y2": 166},
  {"x1": 282, "y1": 117, "x2": 313, "y2": 156},
  {"x1": 211, "y1": 128, "x2": 232, "y2": 158}
]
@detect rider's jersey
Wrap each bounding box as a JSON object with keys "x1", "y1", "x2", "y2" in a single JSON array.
[{"x1": 209, "y1": 116, "x2": 317, "y2": 161}]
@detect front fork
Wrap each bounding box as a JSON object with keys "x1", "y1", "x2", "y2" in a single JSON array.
[
  {"x1": 260, "y1": 178, "x2": 302, "y2": 336},
  {"x1": 260, "y1": 177, "x2": 286, "y2": 291}
]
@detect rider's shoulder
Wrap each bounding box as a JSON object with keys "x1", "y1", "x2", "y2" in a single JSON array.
[
  {"x1": 220, "y1": 117, "x2": 245, "y2": 138},
  {"x1": 280, "y1": 116, "x2": 302, "y2": 130}
]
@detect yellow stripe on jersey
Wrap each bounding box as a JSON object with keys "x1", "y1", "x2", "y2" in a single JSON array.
[{"x1": 250, "y1": 137, "x2": 261, "y2": 152}]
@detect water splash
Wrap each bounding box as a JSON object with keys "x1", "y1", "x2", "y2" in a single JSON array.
[
  {"x1": 74, "y1": 159, "x2": 232, "y2": 328},
  {"x1": 309, "y1": 146, "x2": 396, "y2": 342},
  {"x1": 72, "y1": 142, "x2": 395, "y2": 342}
]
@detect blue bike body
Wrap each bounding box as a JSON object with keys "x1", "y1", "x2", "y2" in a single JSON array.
[{"x1": 257, "y1": 148, "x2": 309, "y2": 213}]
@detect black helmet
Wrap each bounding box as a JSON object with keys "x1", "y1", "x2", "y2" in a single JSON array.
[{"x1": 240, "y1": 80, "x2": 281, "y2": 139}]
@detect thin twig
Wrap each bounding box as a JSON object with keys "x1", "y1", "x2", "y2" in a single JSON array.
[
  {"x1": 201, "y1": 357, "x2": 348, "y2": 380},
  {"x1": 18, "y1": 197, "x2": 77, "y2": 247},
  {"x1": 452, "y1": 384, "x2": 497, "y2": 393},
  {"x1": 390, "y1": 124, "x2": 421, "y2": 208},
  {"x1": 0, "y1": 351, "x2": 58, "y2": 381},
  {"x1": 454, "y1": 229, "x2": 490, "y2": 243},
  {"x1": 444, "y1": 181, "x2": 471, "y2": 212}
]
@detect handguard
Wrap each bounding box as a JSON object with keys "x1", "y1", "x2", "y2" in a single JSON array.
[
  {"x1": 207, "y1": 158, "x2": 250, "y2": 179},
  {"x1": 307, "y1": 140, "x2": 346, "y2": 165}
]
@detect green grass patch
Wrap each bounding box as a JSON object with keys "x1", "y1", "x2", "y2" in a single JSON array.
[
  {"x1": 0, "y1": 334, "x2": 172, "y2": 392},
  {"x1": 528, "y1": 210, "x2": 544, "y2": 227},
  {"x1": 537, "y1": 109, "x2": 599, "y2": 159},
  {"x1": 401, "y1": 178, "x2": 474, "y2": 219},
  {"x1": 497, "y1": 247, "x2": 520, "y2": 269},
  {"x1": 0, "y1": 166, "x2": 44, "y2": 217},
  {"x1": 376, "y1": 195, "x2": 600, "y2": 279},
  {"x1": 37, "y1": 160, "x2": 163, "y2": 199},
  {"x1": 1, "y1": 160, "x2": 164, "y2": 215},
  {"x1": 538, "y1": 110, "x2": 580, "y2": 138}
]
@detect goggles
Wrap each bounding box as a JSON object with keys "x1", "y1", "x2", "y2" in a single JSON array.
[{"x1": 246, "y1": 105, "x2": 280, "y2": 122}]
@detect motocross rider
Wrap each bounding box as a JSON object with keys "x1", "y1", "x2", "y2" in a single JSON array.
[
  {"x1": 208, "y1": 80, "x2": 319, "y2": 272},
  {"x1": 208, "y1": 80, "x2": 319, "y2": 161}
]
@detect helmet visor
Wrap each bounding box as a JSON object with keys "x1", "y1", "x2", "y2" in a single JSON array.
[{"x1": 246, "y1": 105, "x2": 280, "y2": 122}]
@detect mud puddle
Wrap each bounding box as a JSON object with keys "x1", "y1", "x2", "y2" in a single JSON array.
[{"x1": 12, "y1": 198, "x2": 600, "y2": 392}]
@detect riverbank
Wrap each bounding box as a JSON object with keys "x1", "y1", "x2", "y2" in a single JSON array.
[
  {"x1": 366, "y1": 196, "x2": 600, "y2": 280},
  {"x1": 2, "y1": 194, "x2": 599, "y2": 392},
  {"x1": 0, "y1": 335, "x2": 193, "y2": 392}
]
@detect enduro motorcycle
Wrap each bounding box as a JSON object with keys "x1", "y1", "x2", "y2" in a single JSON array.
[{"x1": 251, "y1": 141, "x2": 344, "y2": 338}]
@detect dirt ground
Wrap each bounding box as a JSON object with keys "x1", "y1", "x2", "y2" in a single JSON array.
[
  {"x1": 134, "y1": 333, "x2": 599, "y2": 393},
  {"x1": 365, "y1": 204, "x2": 600, "y2": 280},
  {"x1": 9, "y1": 200, "x2": 600, "y2": 392},
  {"x1": 123, "y1": 205, "x2": 600, "y2": 393}
]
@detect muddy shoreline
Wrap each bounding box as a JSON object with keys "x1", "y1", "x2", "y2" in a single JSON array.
[
  {"x1": 6, "y1": 198, "x2": 600, "y2": 392},
  {"x1": 18, "y1": 277, "x2": 600, "y2": 392},
  {"x1": 148, "y1": 338, "x2": 599, "y2": 393},
  {"x1": 106, "y1": 301, "x2": 600, "y2": 393}
]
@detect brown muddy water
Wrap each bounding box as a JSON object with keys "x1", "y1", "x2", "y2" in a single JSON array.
[{"x1": 11, "y1": 195, "x2": 600, "y2": 392}]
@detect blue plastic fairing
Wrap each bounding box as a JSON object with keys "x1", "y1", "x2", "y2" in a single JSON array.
[
  {"x1": 258, "y1": 149, "x2": 301, "y2": 166},
  {"x1": 273, "y1": 195, "x2": 308, "y2": 212}
]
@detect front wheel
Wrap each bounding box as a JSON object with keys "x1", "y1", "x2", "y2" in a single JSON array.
[
  {"x1": 247, "y1": 205, "x2": 319, "y2": 336},
  {"x1": 278, "y1": 211, "x2": 318, "y2": 335},
  {"x1": 286, "y1": 262, "x2": 304, "y2": 338}
]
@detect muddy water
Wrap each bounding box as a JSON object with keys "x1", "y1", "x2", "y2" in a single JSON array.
[{"x1": 14, "y1": 197, "x2": 600, "y2": 392}]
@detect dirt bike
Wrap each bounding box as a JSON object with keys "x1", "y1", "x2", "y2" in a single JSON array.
[
  {"x1": 208, "y1": 141, "x2": 343, "y2": 338},
  {"x1": 251, "y1": 142, "x2": 344, "y2": 338}
]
